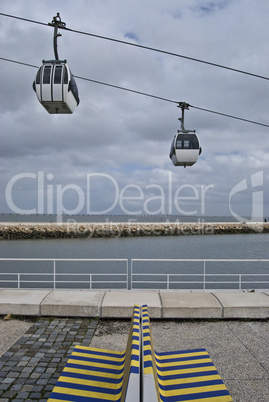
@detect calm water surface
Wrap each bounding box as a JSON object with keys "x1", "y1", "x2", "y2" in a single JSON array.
[
  {"x1": 0, "y1": 233, "x2": 268, "y2": 259},
  {"x1": 0, "y1": 234, "x2": 268, "y2": 290}
]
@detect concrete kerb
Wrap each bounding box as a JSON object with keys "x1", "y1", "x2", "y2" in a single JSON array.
[
  {"x1": 0, "y1": 289, "x2": 269, "y2": 319},
  {"x1": 161, "y1": 291, "x2": 222, "y2": 319},
  {"x1": 0, "y1": 289, "x2": 52, "y2": 316},
  {"x1": 41, "y1": 290, "x2": 105, "y2": 317},
  {"x1": 214, "y1": 291, "x2": 269, "y2": 318},
  {"x1": 101, "y1": 290, "x2": 161, "y2": 318}
]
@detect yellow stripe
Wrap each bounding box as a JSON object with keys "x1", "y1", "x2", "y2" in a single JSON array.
[
  {"x1": 69, "y1": 358, "x2": 125, "y2": 370},
  {"x1": 74, "y1": 346, "x2": 124, "y2": 355},
  {"x1": 174, "y1": 396, "x2": 232, "y2": 402},
  {"x1": 158, "y1": 374, "x2": 222, "y2": 386},
  {"x1": 71, "y1": 351, "x2": 125, "y2": 362},
  {"x1": 156, "y1": 351, "x2": 209, "y2": 360},
  {"x1": 48, "y1": 399, "x2": 73, "y2": 402},
  {"x1": 58, "y1": 375, "x2": 123, "y2": 390},
  {"x1": 63, "y1": 366, "x2": 123, "y2": 379},
  {"x1": 144, "y1": 367, "x2": 154, "y2": 375},
  {"x1": 52, "y1": 386, "x2": 121, "y2": 401},
  {"x1": 160, "y1": 384, "x2": 228, "y2": 397},
  {"x1": 156, "y1": 358, "x2": 213, "y2": 368},
  {"x1": 131, "y1": 341, "x2": 140, "y2": 347},
  {"x1": 156, "y1": 365, "x2": 217, "y2": 376}
]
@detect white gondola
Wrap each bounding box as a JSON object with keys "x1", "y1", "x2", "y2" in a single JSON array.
[
  {"x1": 33, "y1": 60, "x2": 79, "y2": 114},
  {"x1": 169, "y1": 131, "x2": 202, "y2": 167}
]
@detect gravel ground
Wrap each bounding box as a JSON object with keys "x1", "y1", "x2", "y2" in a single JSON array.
[
  {"x1": 0, "y1": 317, "x2": 268, "y2": 401},
  {"x1": 0, "y1": 317, "x2": 32, "y2": 357},
  {"x1": 91, "y1": 318, "x2": 269, "y2": 402}
]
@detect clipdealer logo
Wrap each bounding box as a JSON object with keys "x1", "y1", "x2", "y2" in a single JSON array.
[
  {"x1": 5, "y1": 171, "x2": 214, "y2": 217},
  {"x1": 229, "y1": 170, "x2": 264, "y2": 222}
]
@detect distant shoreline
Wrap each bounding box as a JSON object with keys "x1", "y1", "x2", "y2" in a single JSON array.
[{"x1": 0, "y1": 222, "x2": 268, "y2": 239}]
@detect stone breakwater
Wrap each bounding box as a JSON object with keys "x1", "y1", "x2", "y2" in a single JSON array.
[{"x1": 0, "y1": 222, "x2": 268, "y2": 239}]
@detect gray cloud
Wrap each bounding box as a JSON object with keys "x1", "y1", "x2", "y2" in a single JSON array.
[{"x1": 1, "y1": 0, "x2": 268, "y2": 218}]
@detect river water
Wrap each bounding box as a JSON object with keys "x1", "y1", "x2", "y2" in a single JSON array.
[{"x1": 0, "y1": 233, "x2": 268, "y2": 290}]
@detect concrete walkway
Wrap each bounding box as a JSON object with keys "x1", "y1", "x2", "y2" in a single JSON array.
[
  {"x1": 0, "y1": 289, "x2": 269, "y2": 319},
  {"x1": 0, "y1": 316, "x2": 269, "y2": 401}
]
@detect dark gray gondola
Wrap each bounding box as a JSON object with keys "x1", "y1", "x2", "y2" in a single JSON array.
[
  {"x1": 169, "y1": 130, "x2": 202, "y2": 167},
  {"x1": 33, "y1": 60, "x2": 79, "y2": 114}
]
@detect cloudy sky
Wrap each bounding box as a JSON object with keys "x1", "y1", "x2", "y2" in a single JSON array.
[{"x1": 1, "y1": 0, "x2": 269, "y2": 220}]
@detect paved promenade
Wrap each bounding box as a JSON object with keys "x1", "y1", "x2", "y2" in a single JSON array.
[
  {"x1": 0, "y1": 315, "x2": 269, "y2": 401},
  {"x1": 0, "y1": 289, "x2": 269, "y2": 318},
  {"x1": 0, "y1": 290, "x2": 268, "y2": 401}
]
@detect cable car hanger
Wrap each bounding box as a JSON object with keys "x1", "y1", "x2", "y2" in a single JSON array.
[
  {"x1": 178, "y1": 101, "x2": 190, "y2": 131},
  {"x1": 169, "y1": 102, "x2": 202, "y2": 167},
  {"x1": 48, "y1": 13, "x2": 66, "y2": 61},
  {"x1": 33, "y1": 13, "x2": 79, "y2": 114}
]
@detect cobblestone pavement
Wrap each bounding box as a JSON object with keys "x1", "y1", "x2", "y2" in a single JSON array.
[{"x1": 0, "y1": 317, "x2": 98, "y2": 401}]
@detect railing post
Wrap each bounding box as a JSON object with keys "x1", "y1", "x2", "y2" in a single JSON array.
[
  {"x1": 53, "y1": 260, "x2": 56, "y2": 290},
  {"x1": 239, "y1": 274, "x2": 241, "y2": 291},
  {"x1": 18, "y1": 274, "x2": 20, "y2": 289},
  {"x1": 167, "y1": 274, "x2": 169, "y2": 290},
  {"x1": 130, "y1": 259, "x2": 132, "y2": 290},
  {"x1": 203, "y1": 260, "x2": 206, "y2": 291},
  {"x1": 90, "y1": 274, "x2": 92, "y2": 289},
  {"x1": 126, "y1": 259, "x2": 128, "y2": 290}
]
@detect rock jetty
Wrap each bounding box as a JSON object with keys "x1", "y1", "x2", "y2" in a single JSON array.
[{"x1": 0, "y1": 222, "x2": 268, "y2": 240}]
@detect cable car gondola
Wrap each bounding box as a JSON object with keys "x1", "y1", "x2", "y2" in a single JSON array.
[
  {"x1": 170, "y1": 131, "x2": 201, "y2": 167},
  {"x1": 169, "y1": 103, "x2": 202, "y2": 167},
  {"x1": 32, "y1": 13, "x2": 79, "y2": 114},
  {"x1": 33, "y1": 60, "x2": 79, "y2": 114}
]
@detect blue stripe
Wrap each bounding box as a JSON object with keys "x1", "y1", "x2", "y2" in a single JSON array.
[
  {"x1": 130, "y1": 355, "x2": 139, "y2": 361},
  {"x1": 69, "y1": 356, "x2": 124, "y2": 366},
  {"x1": 157, "y1": 369, "x2": 219, "y2": 381},
  {"x1": 159, "y1": 389, "x2": 231, "y2": 401},
  {"x1": 158, "y1": 379, "x2": 225, "y2": 391},
  {"x1": 156, "y1": 362, "x2": 215, "y2": 372},
  {"x1": 73, "y1": 348, "x2": 125, "y2": 359},
  {"x1": 156, "y1": 348, "x2": 207, "y2": 357},
  {"x1": 130, "y1": 366, "x2": 139, "y2": 374},
  {"x1": 60, "y1": 371, "x2": 123, "y2": 384},
  {"x1": 49, "y1": 392, "x2": 121, "y2": 402},
  {"x1": 144, "y1": 361, "x2": 153, "y2": 368},
  {"x1": 65, "y1": 363, "x2": 124, "y2": 375},
  {"x1": 55, "y1": 381, "x2": 122, "y2": 395},
  {"x1": 155, "y1": 355, "x2": 211, "y2": 364}
]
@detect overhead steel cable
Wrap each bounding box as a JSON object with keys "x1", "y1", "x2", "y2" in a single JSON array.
[
  {"x1": 1, "y1": 56, "x2": 269, "y2": 128},
  {"x1": 1, "y1": 12, "x2": 269, "y2": 81},
  {"x1": 74, "y1": 74, "x2": 177, "y2": 104},
  {"x1": 0, "y1": 57, "x2": 38, "y2": 69},
  {"x1": 189, "y1": 105, "x2": 269, "y2": 128}
]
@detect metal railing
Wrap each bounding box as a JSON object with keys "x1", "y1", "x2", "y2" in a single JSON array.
[
  {"x1": 0, "y1": 258, "x2": 128, "y2": 290},
  {"x1": 131, "y1": 259, "x2": 269, "y2": 290},
  {"x1": 0, "y1": 258, "x2": 269, "y2": 290}
]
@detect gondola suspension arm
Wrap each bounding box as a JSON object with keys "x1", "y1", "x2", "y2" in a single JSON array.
[
  {"x1": 178, "y1": 102, "x2": 190, "y2": 131},
  {"x1": 48, "y1": 13, "x2": 66, "y2": 60}
]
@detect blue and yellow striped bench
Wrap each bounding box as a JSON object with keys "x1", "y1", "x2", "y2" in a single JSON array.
[
  {"x1": 141, "y1": 305, "x2": 233, "y2": 402},
  {"x1": 48, "y1": 305, "x2": 232, "y2": 401},
  {"x1": 48, "y1": 305, "x2": 140, "y2": 402}
]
